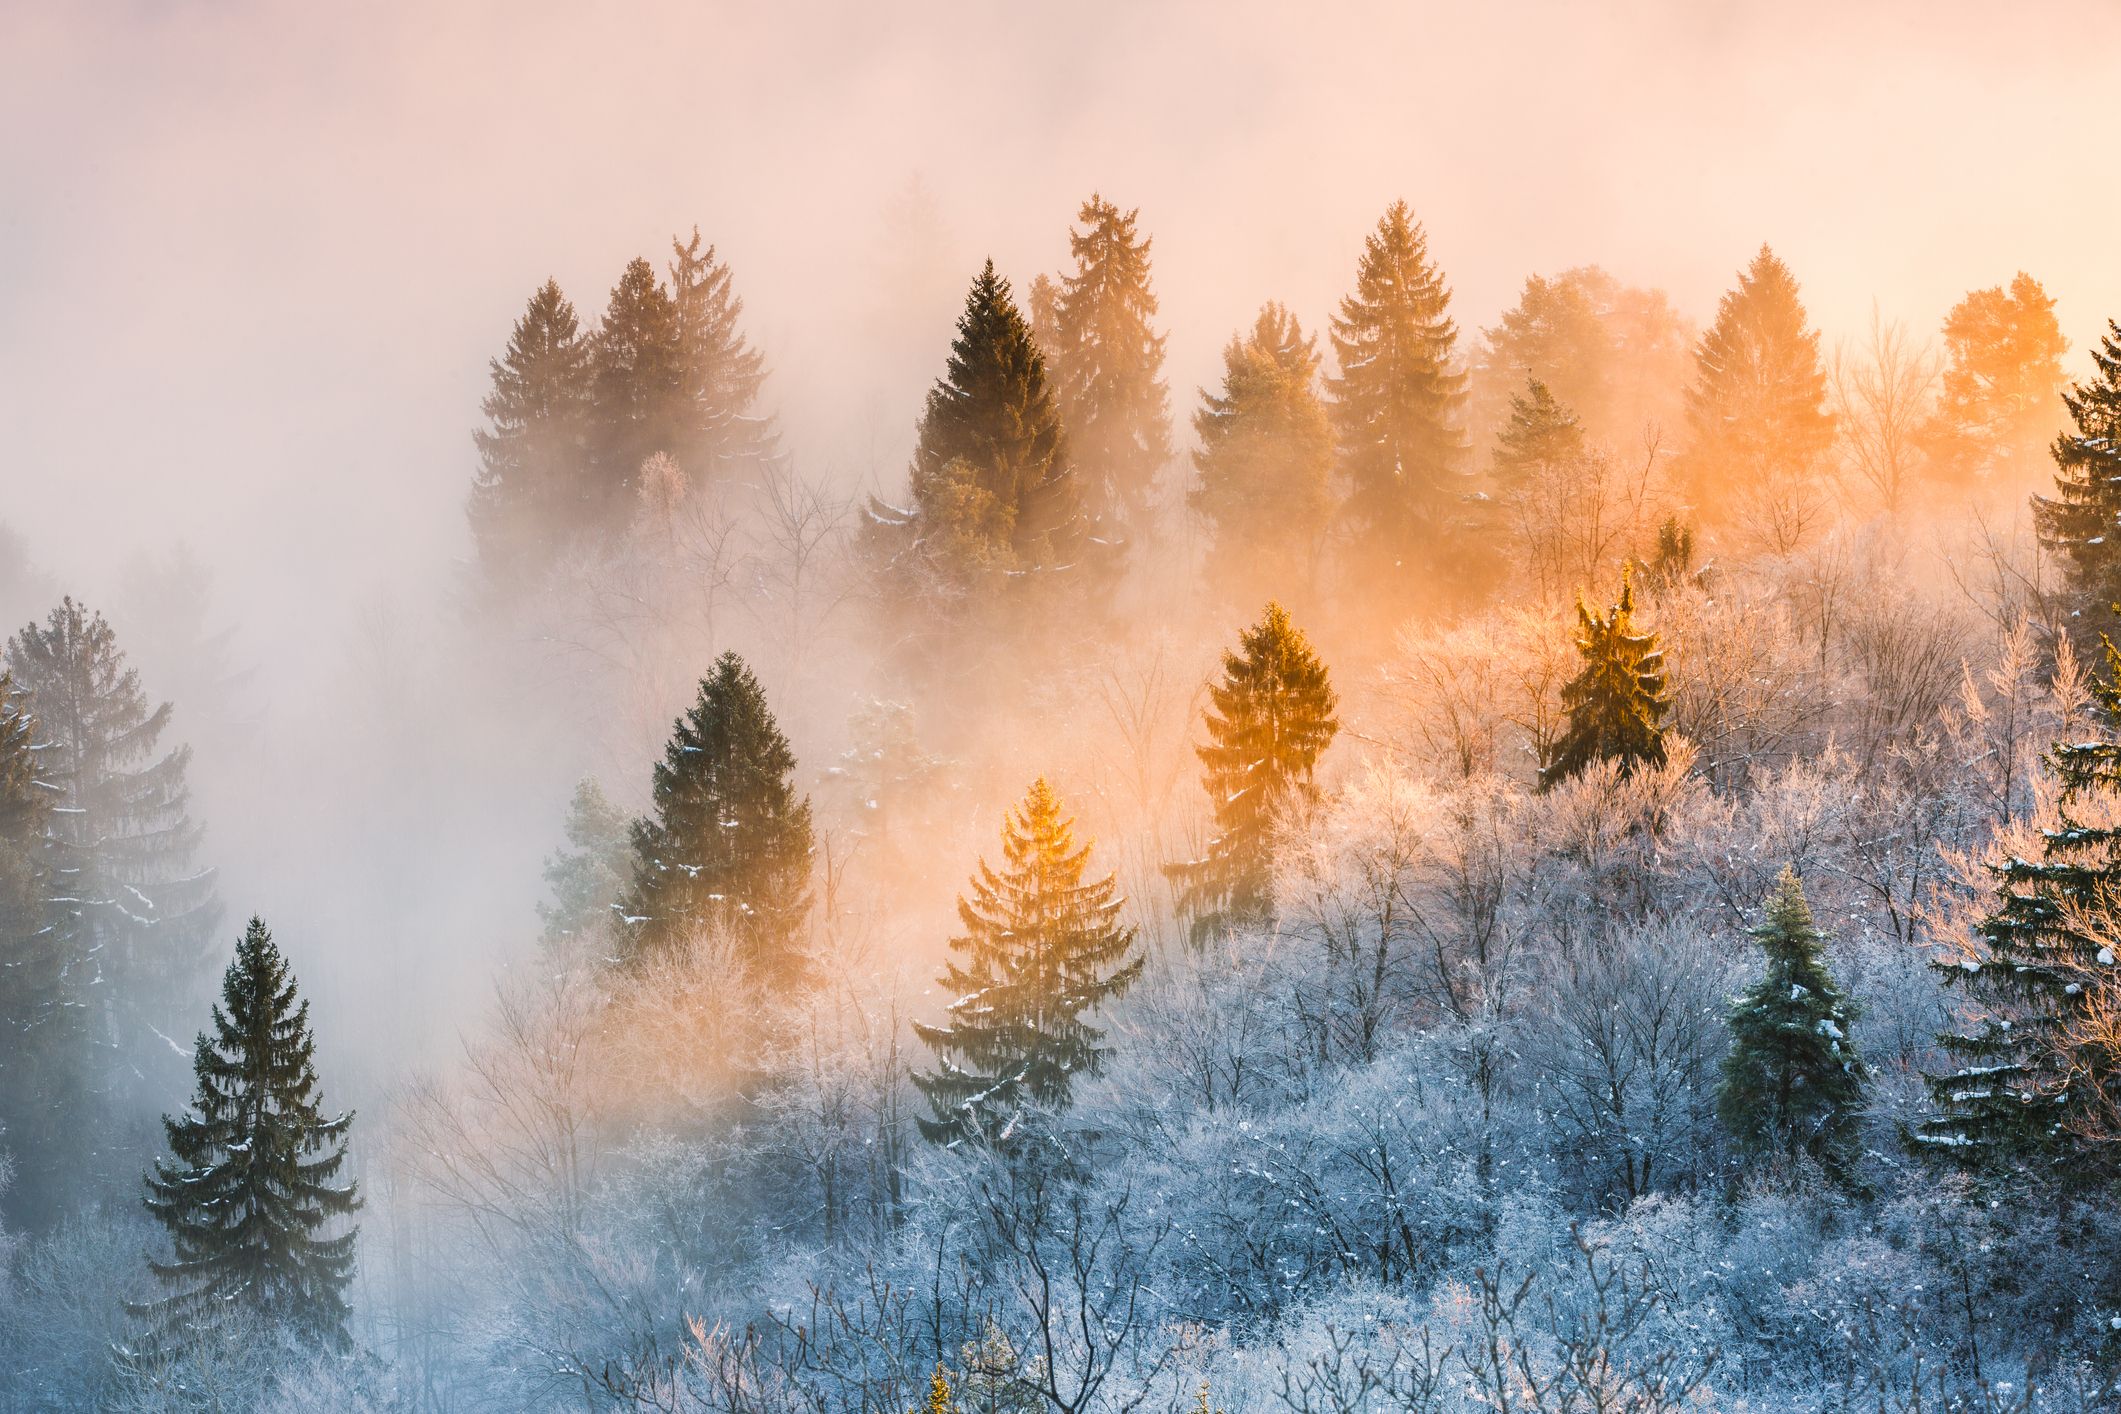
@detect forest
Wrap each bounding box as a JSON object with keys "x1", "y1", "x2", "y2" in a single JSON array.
[{"x1": 8, "y1": 6, "x2": 2121, "y2": 1412}]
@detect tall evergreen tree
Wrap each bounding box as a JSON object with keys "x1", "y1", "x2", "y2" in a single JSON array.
[
  {"x1": 1677, "y1": 245, "x2": 1833, "y2": 511},
  {"x1": 136, "y1": 918, "x2": 359, "y2": 1353},
  {"x1": 1716, "y1": 868, "x2": 1868, "y2": 1184},
  {"x1": 5, "y1": 600, "x2": 218, "y2": 1151},
  {"x1": 1167, "y1": 603, "x2": 1339, "y2": 939},
  {"x1": 1189, "y1": 303, "x2": 1335, "y2": 605},
  {"x1": 1046, "y1": 195, "x2": 1172, "y2": 536},
  {"x1": 537, "y1": 777, "x2": 632, "y2": 969},
  {"x1": 1928, "y1": 272, "x2": 2069, "y2": 485},
  {"x1": 467, "y1": 278, "x2": 593, "y2": 588},
  {"x1": 1491, "y1": 377, "x2": 1587, "y2": 489},
  {"x1": 669, "y1": 229, "x2": 775, "y2": 482},
  {"x1": 1919, "y1": 649, "x2": 2121, "y2": 1179},
  {"x1": 621, "y1": 652, "x2": 814, "y2": 981},
  {"x1": 1326, "y1": 200, "x2": 1468, "y2": 583},
  {"x1": 2033, "y1": 321, "x2": 2121, "y2": 650},
  {"x1": 872, "y1": 262, "x2": 1081, "y2": 590},
  {"x1": 914, "y1": 778, "x2": 1141, "y2": 1149},
  {"x1": 588, "y1": 256, "x2": 687, "y2": 531},
  {"x1": 1539, "y1": 572, "x2": 1669, "y2": 790}
]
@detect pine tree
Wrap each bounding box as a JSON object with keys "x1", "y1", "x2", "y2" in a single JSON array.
[
  {"x1": 467, "y1": 278, "x2": 593, "y2": 588},
  {"x1": 874, "y1": 262, "x2": 1080, "y2": 591},
  {"x1": 1716, "y1": 867, "x2": 1868, "y2": 1183},
  {"x1": 1919, "y1": 648, "x2": 2121, "y2": 1178},
  {"x1": 136, "y1": 917, "x2": 359, "y2": 1352},
  {"x1": 1167, "y1": 603, "x2": 1339, "y2": 939},
  {"x1": 1188, "y1": 303, "x2": 1335, "y2": 605},
  {"x1": 1326, "y1": 200, "x2": 1468, "y2": 583},
  {"x1": 914, "y1": 778, "x2": 1142, "y2": 1149},
  {"x1": 1539, "y1": 572, "x2": 1669, "y2": 790},
  {"x1": 5, "y1": 600, "x2": 219, "y2": 1151},
  {"x1": 2033, "y1": 321, "x2": 2121, "y2": 650},
  {"x1": 588, "y1": 256, "x2": 687, "y2": 532},
  {"x1": 621, "y1": 652, "x2": 814, "y2": 981},
  {"x1": 1929, "y1": 272, "x2": 2069, "y2": 485},
  {"x1": 669, "y1": 229, "x2": 775, "y2": 482},
  {"x1": 1046, "y1": 195, "x2": 1171, "y2": 536},
  {"x1": 1677, "y1": 245, "x2": 1833, "y2": 512},
  {"x1": 1491, "y1": 377, "x2": 1587, "y2": 489},
  {"x1": 537, "y1": 777, "x2": 632, "y2": 969}
]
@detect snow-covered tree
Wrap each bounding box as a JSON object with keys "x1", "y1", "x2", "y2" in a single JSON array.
[
  {"x1": 2034, "y1": 320, "x2": 2121, "y2": 651},
  {"x1": 1541, "y1": 573, "x2": 1670, "y2": 790},
  {"x1": 537, "y1": 777, "x2": 631, "y2": 970}
]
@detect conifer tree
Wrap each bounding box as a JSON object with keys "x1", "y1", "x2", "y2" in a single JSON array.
[
  {"x1": 1046, "y1": 195, "x2": 1172, "y2": 535},
  {"x1": 467, "y1": 279, "x2": 593, "y2": 588},
  {"x1": 1677, "y1": 246, "x2": 1833, "y2": 510},
  {"x1": 873, "y1": 262, "x2": 1080, "y2": 590},
  {"x1": 137, "y1": 917, "x2": 359, "y2": 1352},
  {"x1": 1539, "y1": 572, "x2": 1669, "y2": 790},
  {"x1": 5, "y1": 600, "x2": 218, "y2": 1145},
  {"x1": 1928, "y1": 272, "x2": 2069, "y2": 484},
  {"x1": 1716, "y1": 868, "x2": 1868, "y2": 1183},
  {"x1": 2033, "y1": 321, "x2": 2121, "y2": 650},
  {"x1": 669, "y1": 229, "x2": 775, "y2": 481},
  {"x1": 1491, "y1": 377, "x2": 1587, "y2": 489},
  {"x1": 1167, "y1": 603, "x2": 1339, "y2": 939},
  {"x1": 588, "y1": 256, "x2": 687, "y2": 531},
  {"x1": 1189, "y1": 303, "x2": 1335, "y2": 605},
  {"x1": 537, "y1": 777, "x2": 632, "y2": 969},
  {"x1": 621, "y1": 652, "x2": 814, "y2": 981},
  {"x1": 1919, "y1": 648, "x2": 2121, "y2": 1178},
  {"x1": 1326, "y1": 200, "x2": 1468, "y2": 582},
  {"x1": 915, "y1": 778, "x2": 1141, "y2": 1149}
]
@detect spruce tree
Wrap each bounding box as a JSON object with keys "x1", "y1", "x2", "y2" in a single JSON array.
[
  {"x1": 1326, "y1": 200, "x2": 1468, "y2": 583},
  {"x1": 1188, "y1": 303, "x2": 1335, "y2": 606},
  {"x1": 1677, "y1": 245, "x2": 1833, "y2": 511},
  {"x1": 537, "y1": 777, "x2": 632, "y2": 969},
  {"x1": 137, "y1": 917, "x2": 359, "y2": 1352},
  {"x1": 1929, "y1": 272, "x2": 2069, "y2": 485},
  {"x1": 1046, "y1": 195, "x2": 1172, "y2": 536},
  {"x1": 669, "y1": 229, "x2": 775, "y2": 481},
  {"x1": 1166, "y1": 603, "x2": 1339, "y2": 939},
  {"x1": 1716, "y1": 868, "x2": 1868, "y2": 1184},
  {"x1": 914, "y1": 778, "x2": 1142, "y2": 1149},
  {"x1": 2033, "y1": 321, "x2": 2121, "y2": 651},
  {"x1": 1919, "y1": 649, "x2": 2121, "y2": 1178},
  {"x1": 874, "y1": 262, "x2": 1080, "y2": 590},
  {"x1": 621, "y1": 652, "x2": 814, "y2": 981},
  {"x1": 588, "y1": 256, "x2": 687, "y2": 531},
  {"x1": 1491, "y1": 377, "x2": 1587, "y2": 489},
  {"x1": 1539, "y1": 572, "x2": 1669, "y2": 790},
  {"x1": 467, "y1": 278, "x2": 593, "y2": 588},
  {"x1": 5, "y1": 600, "x2": 218, "y2": 1150}
]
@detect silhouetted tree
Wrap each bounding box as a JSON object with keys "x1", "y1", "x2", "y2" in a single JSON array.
[
  {"x1": 467, "y1": 279, "x2": 593, "y2": 587},
  {"x1": 1491, "y1": 377, "x2": 1586, "y2": 490},
  {"x1": 669, "y1": 228, "x2": 775, "y2": 482},
  {"x1": 588, "y1": 256, "x2": 687, "y2": 530}
]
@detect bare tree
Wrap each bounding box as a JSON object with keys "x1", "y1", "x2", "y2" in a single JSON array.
[{"x1": 1833, "y1": 306, "x2": 1940, "y2": 516}]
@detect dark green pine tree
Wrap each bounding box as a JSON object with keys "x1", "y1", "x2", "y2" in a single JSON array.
[
  {"x1": 1166, "y1": 603, "x2": 1339, "y2": 940},
  {"x1": 669, "y1": 229, "x2": 776, "y2": 482},
  {"x1": 1919, "y1": 649, "x2": 2121, "y2": 1180},
  {"x1": 136, "y1": 918, "x2": 359, "y2": 1352},
  {"x1": 1539, "y1": 572, "x2": 1670, "y2": 790},
  {"x1": 537, "y1": 777, "x2": 633, "y2": 970},
  {"x1": 1491, "y1": 378, "x2": 1586, "y2": 489},
  {"x1": 1677, "y1": 245, "x2": 1833, "y2": 508},
  {"x1": 1189, "y1": 303, "x2": 1335, "y2": 606},
  {"x1": 1046, "y1": 195, "x2": 1172, "y2": 537},
  {"x1": 872, "y1": 262, "x2": 1082, "y2": 591},
  {"x1": 1716, "y1": 868, "x2": 1868, "y2": 1185},
  {"x1": 5, "y1": 600, "x2": 219, "y2": 1147},
  {"x1": 467, "y1": 279, "x2": 593, "y2": 590},
  {"x1": 620, "y1": 652, "x2": 815, "y2": 982},
  {"x1": 2033, "y1": 320, "x2": 2121, "y2": 651},
  {"x1": 1326, "y1": 200, "x2": 1469, "y2": 585},
  {"x1": 588, "y1": 256, "x2": 688, "y2": 532},
  {"x1": 0, "y1": 672, "x2": 89, "y2": 1231},
  {"x1": 914, "y1": 778, "x2": 1142, "y2": 1149}
]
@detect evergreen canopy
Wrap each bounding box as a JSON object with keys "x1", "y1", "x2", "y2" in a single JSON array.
[
  {"x1": 1678, "y1": 245, "x2": 1833, "y2": 504},
  {"x1": 1491, "y1": 377, "x2": 1587, "y2": 487},
  {"x1": 1930, "y1": 271, "x2": 2069, "y2": 484},
  {"x1": 2033, "y1": 321, "x2": 2121, "y2": 651},
  {"x1": 1540, "y1": 573, "x2": 1669, "y2": 790},
  {"x1": 468, "y1": 278, "x2": 593, "y2": 585}
]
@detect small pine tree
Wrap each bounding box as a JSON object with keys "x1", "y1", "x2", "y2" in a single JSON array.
[
  {"x1": 668, "y1": 229, "x2": 775, "y2": 482},
  {"x1": 1167, "y1": 603, "x2": 1339, "y2": 938},
  {"x1": 1716, "y1": 868, "x2": 1868, "y2": 1183},
  {"x1": 1491, "y1": 377, "x2": 1586, "y2": 489},
  {"x1": 621, "y1": 653, "x2": 814, "y2": 982},
  {"x1": 588, "y1": 255, "x2": 688, "y2": 531},
  {"x1": 136, "y1": 918, "x2": 359, "y2": 1352},
  {"x1": 1327, "y1": 200, "x2": 1469, "y2": 583},
  {"x1": 2033, "y1": 321, "x2": 2121, "y2": 651},
  {"x1": 467, "y1": 279, "x2": 593, "y2": 589},
  {"x1": 537, "y1": 777, "x2": 632, "y2": 969},
  {"x1": 1189, "y1": 303, "x2": 1335, "y2": 605},
  {"x1": 1046, "y1": 194, "x2": 1172, "y2": 536},
  {"x1": 1540, "y1": 572, "x2": 1669, "y2": 790},
  {"x1": 916, "y1": 1366, "x2": 956, "y2": 1414},
  {"x1": 914, "y1": 779, "x2": 1141, "y2": 1149},
  {"x1": 1642, "y1": 515, "x2": 1696, "y2": 587}
]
